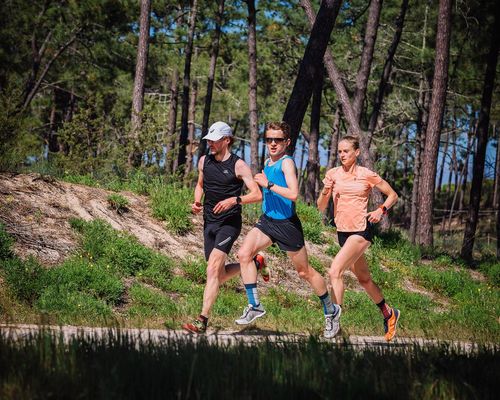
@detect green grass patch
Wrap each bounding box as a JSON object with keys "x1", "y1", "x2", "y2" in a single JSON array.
[
  {"x1": 181, "y1": 257, "x2": 206, "y2": 284},
  {"x1": 296, "y1": 201, "x2": 324, "y2": 244},
  {"x1": 149, "y1": 182, "x2": 192, "y2": 235},
  {"x1": 127, "y1": 284, "x2": 178, "y2": 320},
  {"x1": 107, "y1": 193, "x2": 129, "y2": 214}
]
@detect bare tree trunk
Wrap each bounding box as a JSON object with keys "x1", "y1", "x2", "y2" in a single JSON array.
[
  {"x1": 352, "y1": 0, "x2": 383, "y2": 127},
  {"x1": 165, "y1": 68, "x2": 179, "y2": 176},
  {"x1": 177, "y1": 0, "x2": 198, "y2": 170},
  {"x1": 128, "y1": 0, "x2": 152, "y2": 167},
  {"x1": 198, "y1": 0, "x2": 225, "y2": 159},
  {"x1": 459, "y1": 130, "x2": 475, "y2": 213},
  {"x1": 327, "y1": 107, "x2": 341, "y2": 170},
  {"x1": 368, "y1": 0, "x2": 409, "y2": 139},
  {"x1": 461, "y1": 4, "x2": 500, "y2": 261},
  {"x1": 417, "y1": 0, "x2": 452, "y2": 247},
  {"x1": 283, "y1": 0, "x2": 343, "y2": 155},
  {"x1": 437, "y1": 130, "x2": 449, "y2": 193},
  {"x1": 184, "y1": 74, "x2": 198, "y2": 179},
  {"x1": 246, "y1": 0, "x2": 259, "y2": 174},
  {"x1": 493, "y1": 126, "x2": 500, "y2": 208},
  {"x1": 305, "y1": 68, "x2": 323, "y2": 204}
]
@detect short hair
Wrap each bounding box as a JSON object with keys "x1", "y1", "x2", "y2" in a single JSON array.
[
  {"x1": 339, "y1": 135, "x2": 360, "y2": 150},
  {"x1": 265, "y1": 121, "x2": 291, "y2": 140}
]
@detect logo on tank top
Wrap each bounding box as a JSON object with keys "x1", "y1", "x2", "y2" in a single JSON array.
[{"x1": 223, "y1": 169, "x2": 229, "y2": 174}]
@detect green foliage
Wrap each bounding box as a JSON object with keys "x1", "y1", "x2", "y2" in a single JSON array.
[
  {"x1": 326, "y1": 244, "x2": 341, "y2": 258},
  {"x1": 127, "y1": 284, "x2": 178, "y2": 319},
  {"x1": 296, "y1": 201, "x2": 324, "y2": 244},
  {"x1": 1, "y1": 257, "x2": 46, "y2": 305},
  {"x1": 478, "y1": 258, "x2": 500, "y2": 286},
  {"x1": 138, "y1": 261, "x2": 174, "y2": 292},
  {"x1": 69, "y1": 218, "x2": 173, "y2": 277},
  {"x1": 0, "y1": 223, "x2": 14, "y2": 260},
  {"x1": 150, "y1": 182, "x2": 193, "y2": 235},
  {"x1": 309, "y1": 255, "x2": 327, "y2": 275},
  {"x1": 107, "y1": 193, "x2": 129, "y2": 214},
  {"x1": 414, "y1": 266, "x2": 474, "y2": 298},
  {"x1": 181, "y1": 257, "x2": 206, "y2": 284}
]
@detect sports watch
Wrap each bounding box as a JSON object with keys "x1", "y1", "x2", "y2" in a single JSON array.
[{"x1": 267, "y1": 181, "x2": 275, "y2": 190}]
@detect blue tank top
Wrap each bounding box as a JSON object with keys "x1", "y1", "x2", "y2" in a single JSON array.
[{"x1": 262, "y1": 155, "x2": 295, "y2": 219}]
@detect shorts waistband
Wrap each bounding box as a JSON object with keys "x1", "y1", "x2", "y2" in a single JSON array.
[{"x1": 262, "y1": 213, "x2": 298, "y2": 223}]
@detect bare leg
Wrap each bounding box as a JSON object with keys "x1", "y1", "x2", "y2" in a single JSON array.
[
  {"x1": 201, "y1": 248, "x2": 229, "y2": 317},
  {"x1": 329, "y1": 235, "x2": 370, "y2": 305},
  {"x1": 287, "y1": 247, "x2": 328, "y2": 296},
  {"x1": 237, "y1": 228, "x2": 272, "y2": 284},
  {"x1": 351, "y1": 254, "x2": 383, "y2": 304}
]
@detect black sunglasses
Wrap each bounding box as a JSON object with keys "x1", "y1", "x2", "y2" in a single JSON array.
[{"x1": 265, "y1": 137, "x2": 286, "y2": 144}]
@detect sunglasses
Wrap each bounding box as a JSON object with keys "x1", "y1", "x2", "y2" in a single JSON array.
[{"x1": 265, "y1": 137, "x2": 287, "y2": 144}]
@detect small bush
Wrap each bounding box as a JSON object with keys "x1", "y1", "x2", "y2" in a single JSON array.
[
  {"x1": 0, "y1": 223, "x2": 14, "y2": 260},
  {"x1": 2, "y1": 257, "x2": 46, "y2": 305},
  {"x1": 107, "y1": 193, "x2": 129, "y2": 214},
  {"x1": 150, "y1": 183, "x2": 192, "y2": 235}
]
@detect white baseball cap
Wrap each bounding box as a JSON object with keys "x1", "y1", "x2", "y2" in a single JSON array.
[{"x1": 202, "y1": 121, "x2": 233, "y2": 141}]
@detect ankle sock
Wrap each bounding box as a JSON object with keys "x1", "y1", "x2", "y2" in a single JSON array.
[
  {"x1": 244, "y1": 283, "x2": 260, "y2": 307},
  {"x1": 376, "y1": 299, "x2": 392, "y2": 319}
]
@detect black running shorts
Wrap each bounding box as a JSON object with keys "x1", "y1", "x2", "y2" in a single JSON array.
[
  {"x1": 255, "y1": 214, "x2": 305, "y2": 252},
  {"x1": 203, "y1": 214, "x2": 242, "y2": 260},
  {"x1": 337, "y1": 222, "x2": 373, "y2": 247}
]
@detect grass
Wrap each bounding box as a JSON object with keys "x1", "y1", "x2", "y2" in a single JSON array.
[
  {"x1": 107, "y1": 193, "x2": 129, "y2": 214},
  {"x1": 0, "y1": 331, "x2": 497, "y2": 399}
]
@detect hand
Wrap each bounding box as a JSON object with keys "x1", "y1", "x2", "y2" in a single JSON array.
[
  {"x1": 191, "y1": 201, "x2": 203, "y2": 214},
  {"x1": 322, "y1": 175, "x2": 335, "y2": 191},
  {"x1": 213, "y1": 197, "x2": 237, "y2": 214},
  {"x1": 366, "y1": 208, "x2": 384, "y2": 223},
  {"x1": 254, "y1": 171, "x2": 268, "y2": 188}
]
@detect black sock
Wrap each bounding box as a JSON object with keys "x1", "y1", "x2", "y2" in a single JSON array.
[{"x1": 198, "y1": 315, "x2": 208, "y2": 326}]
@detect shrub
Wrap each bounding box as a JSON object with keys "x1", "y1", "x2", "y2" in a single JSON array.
[
  {"x1": 150, "y1": 183, "x2": 192, "y2": 235},
  {"x1": 2, "y1": 256, "x2": 46, "y2": 305},
  {"x1": 0, "y1": 223, "x2": 14, "y2": 260},
  {"x1": 107, "y1": 194, "x2": 129, "y2": 214}
]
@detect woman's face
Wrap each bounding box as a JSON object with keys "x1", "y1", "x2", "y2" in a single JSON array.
[{"x1": 338, "y1": 140, "x2": 360, "y2": 167}]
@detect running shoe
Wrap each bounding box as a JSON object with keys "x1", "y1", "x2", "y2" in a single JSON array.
[
  {"x1": 324, "y1": 305, "x2": 342, "y2": 339},
  {"x1": 182, "y1": 318, "x2": 207, "y2": 334},
  {"x1": 235, "y1": 304, "x2": 266, "y2": 325},
  {"x1": 254, "y1": 253, "x2": 270, "y2": 282},
  {"x1": 384, "y1": 308, "x2": 400, "y2": 342}
]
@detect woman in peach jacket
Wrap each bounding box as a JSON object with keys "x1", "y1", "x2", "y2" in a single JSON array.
[{"x1": 317, "y1": 135, "x2": 400, "y2": 341}]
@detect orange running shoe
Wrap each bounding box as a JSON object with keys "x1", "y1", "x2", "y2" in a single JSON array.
[
  {"x1": 254, "y1": 253, "x2": 270, "y2": 282},
  {"x1": 182, "y1": 318, "x2": 206, "y2": 334},
  {"x1": 384, "y1": 308, "x2": 400, "y2": 342}
]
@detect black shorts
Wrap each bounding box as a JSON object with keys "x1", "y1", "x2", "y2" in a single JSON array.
[
  {"x1": 255, "y1": 214, "x2": 305, "y2": 252},
  {"x1": 203, "y1": 214, "x2": 242, "y2": 260},
  {"x1": 337, "y1": 223, "x2": 373, "y2": 247}
]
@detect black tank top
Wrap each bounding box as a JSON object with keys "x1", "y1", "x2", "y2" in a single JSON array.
[{"x1": 203, "y1": 153, "x2": 243, "y2": 222}]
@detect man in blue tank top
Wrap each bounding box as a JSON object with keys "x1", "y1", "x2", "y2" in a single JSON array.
[
  {"x1": 182, "y1": 121, "x2": 267, "y2": 334},
  {"x1": 235, "y1": 121, "x2": 341, "y2": 338}
]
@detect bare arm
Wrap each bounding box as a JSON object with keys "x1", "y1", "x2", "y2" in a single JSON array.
[
  {"x1": 317, "y1": 169, "x2": 335, "y2": 212},
  {"x1": 366, "y1": 179, "x2": 399, "y2": 223},
  {"x1": 212, "y1": 159, "x2": 262, "y2": 214},
  {"x1": 191, "y1": 156, "x2": 205, "y2": 214},
  {"x1": 254, "y1": 158, "x2": 298, "y2": 201}
]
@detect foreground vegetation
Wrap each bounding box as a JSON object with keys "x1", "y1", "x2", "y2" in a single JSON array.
[
  {"x1": 0, "y1": 173, "x2": 498, "y2": 342},
  {"x1": 0, "y1": 331, "x2": 497, "y2": 399}
]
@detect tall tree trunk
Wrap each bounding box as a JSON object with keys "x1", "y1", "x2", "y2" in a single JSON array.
[
  {"x1": 327, "y1": 106, "x2": 341, "y2": 170},
  {"x1": 198, "y1": 0, "x2": 225, "y2": 159},
  {"x1": 493, "y1": 126, "x2": 500, "y2": 208},
  {"x1": 184, "y1": 74, "x2": 198, "y2": 179},
  {"x1": 246, "y1": 0, "x2": 259, "y2": 174},
  {"x1": 417, "y1": 0, "x2": 452, "y2": 247},
  {"x1": 461, "y1": 5, "x2": 500, "y2": 261},
  {"x1": 437, "y1": 130, "x2": 449, "y2": 193},
  {"x1": 128, "y1": 0, "x2": 152, "y2": 167},
  {"x1": 352, "y1": 0, "x2": 383, "y2": 127},
  {"x1": 177, "y1": 0, "x2": 198, "y2": 170},
  {"x1": 305, "y1": 68, "x2": 323, "y2": 204},
  {"x1": 367, "y1": 0, "x2": 409, "y2": 139},
  {"x1": 301, "y1": 0, "x2": 361, "y2": 140},
  {"x1": 283, "y1": 0, "x2": 343, "y2": 155},
  {"x1": 165, "y1": 68, "x2": 179, "y2": 176}
]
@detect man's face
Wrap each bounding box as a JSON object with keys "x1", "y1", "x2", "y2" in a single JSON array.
[
  {"x1": 265, "y1": 129, "x2": 289, "y2": 158},
  {"x1": 207, "y1": 137, "x2": 228, "y2": 155}
]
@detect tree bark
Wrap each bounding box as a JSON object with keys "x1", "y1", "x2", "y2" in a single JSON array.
[
  {"x1": 184, "y1": 74, "x2": 198, "y2": 179},
  {"x1": 305, "y1": 68, "x2": 323, "y2": 204},
  {"x1": 128, "y1": 0, "x2": 152, "y2": 167},
  {"x1": 246, "y1": 0, "x2": 259, "y2": 174},
  {"x1": 461, "y1": 4, "x2": 500, "y2": 261},
  {"x1": 165, "y1": 68, "x2": 179, "y2": 176},
  {"x1": 177, "y1": 0, "x2": 198, "y2": 169},
  {"x1": 493, "y1": 126, "x2": 500, "y2": 209},
  {"x1": 352, "y1": 0, "x2": 383, "y2": 126},
  {"x1": 417, "y1": 0, "x2": 452, "y2": 247},
  {"x1": 283, "y1": 0, "x2": 343, "y2": 155},
  {"x1": 367, "y1": 0, "x2": 409, "y2": 140},
  {"x1": 198, "y1": 0, "x2": 224, "y2": 159},
  {"x1": 327, "y1": 106, "x2": 341, "y2": 170},
  {"x1": 437, "y1": 130, "x2": 449, "y2": 193}
]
